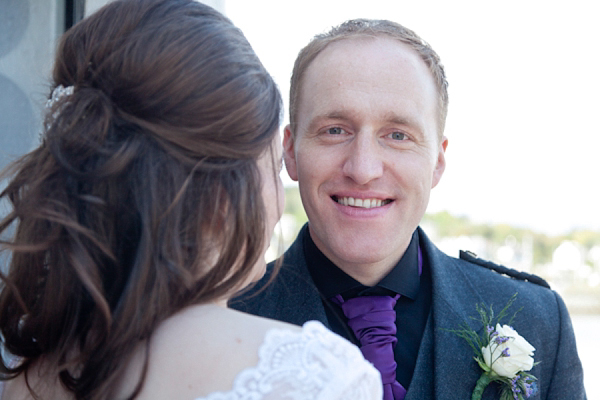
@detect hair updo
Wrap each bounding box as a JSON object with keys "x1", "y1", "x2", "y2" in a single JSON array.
[{"x1": 0, "y1": 0, "x2": 282, "y2": 398}]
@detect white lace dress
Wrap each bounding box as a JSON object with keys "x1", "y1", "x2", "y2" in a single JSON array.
[{"x1": 195, "y1": 320, "x2": 382, "y2": 400}]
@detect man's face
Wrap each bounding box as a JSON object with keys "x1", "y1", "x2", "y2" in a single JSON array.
[{"x1": 284, "y1": 37, "x2": 447, "y2": 279}]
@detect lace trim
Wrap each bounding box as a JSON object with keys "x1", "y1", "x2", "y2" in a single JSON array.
[{"x1": 195, "y1": 320, "x2": 381, "y2": 400}]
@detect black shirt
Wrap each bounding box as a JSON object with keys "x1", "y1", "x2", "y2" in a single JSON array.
[{"x1": 303, "y1": 227, "x2": 432, "y2": 389}]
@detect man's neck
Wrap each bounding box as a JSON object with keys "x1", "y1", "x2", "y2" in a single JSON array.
[
  {"x1": 308, "y1": 228, "x2": 411, "y2": 287},
  {"x1": 340, "y1": 264, "x2": 395, "y2": 287}
]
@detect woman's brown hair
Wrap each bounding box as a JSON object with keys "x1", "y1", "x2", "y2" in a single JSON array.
[{"x1": 0, "y1": 0, "x2": 282, "y2": 398}]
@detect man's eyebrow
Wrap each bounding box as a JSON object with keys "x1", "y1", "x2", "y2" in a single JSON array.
[
  {"x1": 382, "y1": 112, "x2": 416, "y2": 127},
  {"x1": 306, "y1": 111, "x2": 352, "y2": 131},
  {"x1": 305, "y1": 111, "x2": 423, "y2": 134},
  {"x1": 383, "y1": 112, "x2": 427, "y2": 136},
  {"x1": 316, "y1": 111, "x2": 353, "y2": 122}
]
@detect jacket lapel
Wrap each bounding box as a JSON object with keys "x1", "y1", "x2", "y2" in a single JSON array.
[
  {"x1": 253, "y1": 224, "x2": 330, "y2": 328},
  {"x1": 407, "y1": 229, "x2": 495, "y2": 399}
]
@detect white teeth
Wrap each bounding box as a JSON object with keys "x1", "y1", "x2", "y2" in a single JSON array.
[{"x1": 336, "y1": 197, "x2": 389, "y2": 209}]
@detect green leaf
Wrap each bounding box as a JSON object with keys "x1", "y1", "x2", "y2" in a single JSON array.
[
  {"x1": 496, "y1": 293, "x2": 521, "y2": 325},
  {"x1": 475, "y1": 357, "x2": 490, "y2": 372}
]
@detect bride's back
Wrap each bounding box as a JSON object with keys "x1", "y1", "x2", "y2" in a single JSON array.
[
  {"x1": 2, "y1": 306, "x2": 294, "y2": 399},
  {"x1": 3, "y1": 304, "x2": 382, "y2": 400},
  {"x1": 115, "y1": 305, "x2": 298, "y2": 399},
  {"x1": 0, "y1": 1, "x2": 283, "y2": 398}
]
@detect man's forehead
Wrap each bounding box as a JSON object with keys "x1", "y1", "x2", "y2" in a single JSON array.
[
  {"x1": 298, "y1": 39, "x2": 436, "y2": 117},
  {"x1": 299, "y1": 37, "x2": 431, "y2": 100},
  {"x1": 307, "y1": 36, "x2": 423, "y2": 76}
]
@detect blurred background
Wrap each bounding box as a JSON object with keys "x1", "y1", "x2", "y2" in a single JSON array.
[{"x1": 1, "y1": 0, "x2": 597, "y2": 396}]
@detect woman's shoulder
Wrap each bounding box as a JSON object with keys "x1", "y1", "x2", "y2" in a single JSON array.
[
  {"x1": 195, "y1": 319, "x2": 382, "y2": 400},
  {"x1": 117, "y1": 304, "x2": 301, "y2": 399},
  {"x1": 126, "y1": 306, "x2": 381, "y2": 400}
]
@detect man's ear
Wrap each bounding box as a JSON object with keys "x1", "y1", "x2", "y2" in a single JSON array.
[
  {"x1": 431, "y1": 136, "x2": 448, "y2": 188},
  {"x1": 283, "y1": 124, "x2": 299, "y2": 181}
]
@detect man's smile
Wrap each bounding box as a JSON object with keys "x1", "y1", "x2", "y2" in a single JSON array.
[{"x1": 332, "y1": 195, "x2": 393, "y2": 209}]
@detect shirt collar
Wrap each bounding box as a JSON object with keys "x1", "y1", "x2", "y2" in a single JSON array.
[{"x1": 304, "y1": 226, "x2": 421, "y2": 300}]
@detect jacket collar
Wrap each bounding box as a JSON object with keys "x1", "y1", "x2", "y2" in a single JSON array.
[{"x1": 407, "y1": 227, "x2": 495, "y2": 399}]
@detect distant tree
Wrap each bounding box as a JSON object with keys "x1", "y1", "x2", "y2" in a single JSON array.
[{"x1": 283, "y1": 186, "x2": 308, "y2": 227}]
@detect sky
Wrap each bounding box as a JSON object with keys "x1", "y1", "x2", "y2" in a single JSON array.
[{"x1": 224, "y1": 0, "x2": 600, "y2": 235}]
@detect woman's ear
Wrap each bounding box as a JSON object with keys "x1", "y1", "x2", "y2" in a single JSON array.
[{"x1": 283, "y1": 125, "x2": 298, "y2": 181}]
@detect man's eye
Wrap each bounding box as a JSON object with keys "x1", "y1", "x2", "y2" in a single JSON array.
[
  {"x1": 390, "y1": 132, "x2": 406, "y2": 140},
  {"x1": 327, "y1": 127, "x2": 344, "y2": 135}
]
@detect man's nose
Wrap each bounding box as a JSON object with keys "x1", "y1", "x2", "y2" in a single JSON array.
[{"x1": 341, "y1": 134, "x2": 384, "y2": 185}]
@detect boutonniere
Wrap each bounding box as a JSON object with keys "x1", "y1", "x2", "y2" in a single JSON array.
[{"x1": 448, "y1": 293, "x2": 538, "y2": 400}]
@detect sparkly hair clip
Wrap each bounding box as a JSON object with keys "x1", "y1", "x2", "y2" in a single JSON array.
[
  {"x1": 43, "y1": 85, "x2": 75, "y2": 135},
  {"x1": 46, "y1": 85, "x2": 75, "y2": 109}
]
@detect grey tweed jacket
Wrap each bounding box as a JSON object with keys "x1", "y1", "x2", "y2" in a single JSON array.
[{"x1": 231, "y1": 224, "x2": 586, "y2": 399}]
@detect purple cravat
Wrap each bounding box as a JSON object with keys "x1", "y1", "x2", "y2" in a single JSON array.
[
  {"x1": 331, "y1": 294, "x2": 406, "y2": 400},
  {"x1": 330, "y1": 246, "x2": 423, "y2": 400}
]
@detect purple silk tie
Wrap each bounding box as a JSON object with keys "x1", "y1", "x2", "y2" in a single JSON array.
[
  {"x1": 330, "y1": 246, "x2": 423, "y2": 400},
  {"x1": 331, "y1": 294, "x2": 406, "y2": 400}
]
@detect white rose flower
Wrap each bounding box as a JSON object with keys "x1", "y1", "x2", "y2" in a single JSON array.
[{"x1": 481, "y1": 323, "x2": 535, "y2": 378}]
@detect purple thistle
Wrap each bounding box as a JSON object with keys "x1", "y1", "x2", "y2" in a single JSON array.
[
  {"x1": 511, "y1": 375, "x2": 522, "y2": 399},
  {"x1": 511, "y1": 376, "x2": 519, "y2": 388},
  {"x1": 495, "y1": 336, "x2": 510, "y2": 344},
  {"x1": 487, "y1": 326, "x2": 499, "y2": 339},
  {"x1": 523, "y1": 378, "x2": 536, "y2": 398}
]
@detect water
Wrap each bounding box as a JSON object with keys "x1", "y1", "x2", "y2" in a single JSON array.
[{"x1": 572, "y1": 315, "x2": 600, "y2": 399}]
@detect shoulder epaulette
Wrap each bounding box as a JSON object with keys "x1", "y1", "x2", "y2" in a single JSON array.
[{"x1": 459, "y1": 250, "x2": 551, "y2": 289}]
